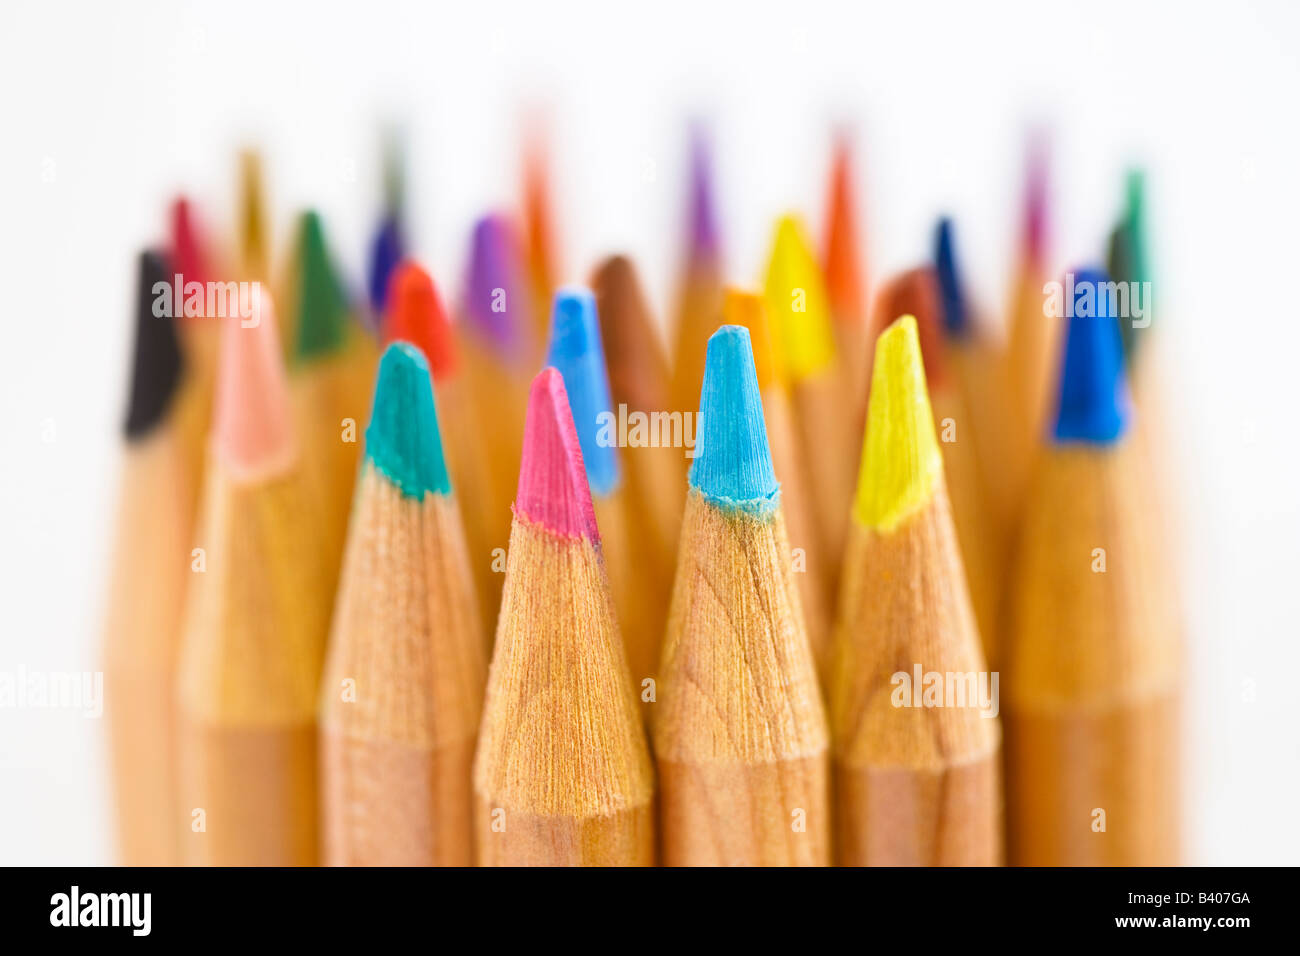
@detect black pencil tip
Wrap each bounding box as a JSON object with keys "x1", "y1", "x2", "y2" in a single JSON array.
[{"x1": 123, "y1": 249, "x2": 184, "y2": 440}]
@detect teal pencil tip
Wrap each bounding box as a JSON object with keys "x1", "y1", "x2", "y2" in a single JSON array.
[
  {"x1": 365, "y1": 342, "x2": 452, "y2": 499},
  {"x1": 544, "y1": 286, "x2": 621, "y2": 497},
  {"x1": 688, "y1": 324, "x2": 779, "y2": 517}
]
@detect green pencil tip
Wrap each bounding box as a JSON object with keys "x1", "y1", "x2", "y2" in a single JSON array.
[{"x1": 294, "y1": 210, "x2": 351, "y2": 360}]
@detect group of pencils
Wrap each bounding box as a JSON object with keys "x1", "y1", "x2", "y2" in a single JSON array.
[{"x1": 103, "y1": 129, "x2": 1181, "y2": 866}]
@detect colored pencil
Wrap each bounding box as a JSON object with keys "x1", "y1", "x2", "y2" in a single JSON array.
[
  {"x1": 237, "y1": 148, "x2": 270, "y2": 282},
  {"x1": 103, "y1": 250, "x2": 190, "y2": 866},
  {"x1": 995, "y1": 136, "x2": 1059, "y2": 537},
  {"x1": 668, "y1": 128, "x2": 724, "y2": 432},
  {"x1": 764, "y1": 214, "x2": 857, "y2": 595},
  {"x1": 829, "y1": 315, "x2": 1001, "y2": 866},
  {"x1": 872, "y1": 265, "x2": 1000, "y2": 663},
  {"x1": 473, "y1": 368, "x2": 654, "y2": 866},
  {"x1": 366, "y1": 128, "x2": 407, "y2": 327},
  {"x1": 176, "y1": 295, "x2": 329, "y2": 866},
  {"x1": 545, "y1": 286, "x2": 660, "y2": 695},
  {"x1": 522, "y1": 128, "x2": 561, "y2": 335},
  {"x1": 655, "y1": 325, "x2": 830, "y2": 866},
  {"x1": 722, "y1": 287, "x2": 831, "y2": 676},
  {"x1": 319, "y1": 342, "x2": 487, "y2": 866},
  {"x1": 383, "y1": 260, "x2": 493, "y2": 633},
  {"x1": 287, "y1": 211, "x2": 375, "y2": 604},
  {"x1": 1004, "y1": 268, "x2": 1180, "y2": 866},
  {"x1": 822, "y1": 130, "x2": 872, "y2": 432},
  {"x1": 456, "y1": 213, "x2": 539, "y2": 632},
  {"x1": 591, "y1": 254, "x2": 683, "y2": 624}
]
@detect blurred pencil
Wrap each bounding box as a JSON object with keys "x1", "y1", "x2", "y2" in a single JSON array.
[
  {"x1": 668, "y1": 128, "x2": 724, "y2": 432},
  {"x1": 237, "y1": 149, "x2": 270, "y2": 282},
  {"x1": 473, "y1": 368, "x2": 654, "y2": 865},
  {"x1": 383, "y1": 260, "x2": 493, "y2": 631},
  {"x1": 1004, "y1": 268, "x2": 1180, "y2": 866},
  {"x1": 177, "y1": 295, "x2": 328, "y2": 866},
  {"x1": 103, "y1": 250, "x2": 190, "y2": 866},
  {"x1": 655, "y1": 325, "x2": 830, "y2": 866},
  {"x1": 722, "y1": 288, "x2": 831, "y2": 677},
  {"x1": 545, "y1": 287, "x2": 660, "y2": 696},
  {"x1": 764, "y1": 214, "x2": 856, "y2": 597},
  {"x1": 286, "y1": 211, "x2": 375, "y2": 604},
  {"x1": 457, "y1": 213, "x2": 539, "y2": 633},
  {"x1": 319, "y1": 343, "x2": 487, "y2": 866},
  {"x1": 591, "y1": 255, "x2": 682, "y2": 622},
  {"x1": 829, "y1": 315, "x2": 1001, "y2": 866},
  {"x1": 822, "y1": 130, "x2": 872, "y2": 431},
  {"x1": 872, "y1": 265, "x2": 1000, "y2": 663},
  {"x1": 522, "y1": 128, "x2": 561, "y2": 335}
]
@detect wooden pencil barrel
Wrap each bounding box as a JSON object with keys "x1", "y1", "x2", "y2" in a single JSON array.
[
  {"x1": 321, "y1": 732, "x2": 475, "y2": 866},
  {"x1": 659, "y1": 758, "x2": 830, "y2": 866},
  {"x1": 474, "y1": 799, "x2": 654, "y2": 866},
  {"x1": 180, "y1": 722, "x2": 318, "y2": 866},
  {"x1": 835, "y1": 752, "x2": 1001, "y2": 866}
]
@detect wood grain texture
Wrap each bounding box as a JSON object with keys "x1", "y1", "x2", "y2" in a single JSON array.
[
  {"x1": 319, "y1": 465, "x2": 487, "y2": 865},
  {"x1": 473, "y1": 516, "x2": 654, "y2": 865},
  {"x1": 103, "y1": 425, "x2": 192, "y2": 865},
  {"x1": 829, "y1": 483, "x2": 1002, "y2": 866},
  {"x1": 1004, "y1": 438, "x2": 1181, "y2": 865},
  {"x1": 655, "y1": 492, "x2": 830, "y2": 865},
  {"x1": 177, "y1": 462, "x2": 330, "y2": 866},
  {"x1": 792, "y1": 374, "x2": 858, "y2": 600}
]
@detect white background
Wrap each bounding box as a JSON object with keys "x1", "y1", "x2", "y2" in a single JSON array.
[{"x1": 0, "y1": 0, "x2": 1297, "y2": 864}]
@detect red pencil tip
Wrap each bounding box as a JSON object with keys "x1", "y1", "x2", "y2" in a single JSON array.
[
  {"x1": 213, "y1": 291, "x2": 296, "y2": 477},
  {"x1": 170, "y1": 196, "x2": 209, "y2": 294},
  {"x1": 872, "y1": 267, "x2": 947, "y2": 389},
  {"x1": 514, "y1": 367, "x2": 599, "y2": 541},
  {"x1": 384, "y1": 260, "x2": 458, "y2": 379}
]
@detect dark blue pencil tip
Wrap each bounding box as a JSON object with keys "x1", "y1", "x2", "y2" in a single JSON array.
[
  {"x1": 688, "y1": 325, "x2": 779, "y2": 517},
  {"x1": 544, "y1": 286, "x2": 621, "y2": 498},
  {"x1": 365, "y1": 342, "x2": 452, "y2": 499},
  {"x1": 1052, "y1": 267, "x2": 1133, "y2": 445},
  {"x1": 933, "y1": 217, "x2": 969, "y2": 339},
  {"x1": 367, "y1": 214, "x2": 405, "y2": 316}
]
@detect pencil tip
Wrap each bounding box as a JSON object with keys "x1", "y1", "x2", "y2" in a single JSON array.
[
  {"x1": 854, "y1": 315, "x2": 942, "y2": 531},
  {"x1": 1052, "y1": 268, "x2": 1132, "y2": 445},
  {"x1": 689, "y1": 325, "x2": 779, "y2": 516},
  {"x1": 365, "y1": 342, "x2": 451, "y2": 499},
  {"x1": 687, "y1": 127, "x2": 721, "y2": 258},
  {"x1": 384, "y1": 261, "x2": 458, "y2": 379},
  {"x1": 933, "y1": 217, "x2": 969, "y2": 339},
  {"x1": 874, "y1": 267, "x2": 946, "y2": 388},
  {"x1": 721, "y1": 286, "x2": 777, "y2": 390},
  {"x1": 294, "y1": 211, "x2": 350, "y2": 360},
  {"x1": 463, "y1": 213, "x2": 533, "y2": 357},
  {"x1": 214, "y1": 291, "x2": 295, "y2": 474},
  {"x1": 515, "y1": 367, "x2": 599, "y2": 540},
  {"x1": 367, "y1": 213, "x2": 405, "y2": 316},
  {"x1": 1022, "y1": 135, "x2": 1050, "y2": 264},
  {"x1": 764, "y1": 214, "x2": 835, "y2": 380},
  {"x1": 824, "y1": 136, "x2": 866, "y2": 325},
  {"x1": 544, "y1": 286, "x2": 621, "y2": 497},
  {"x1": 169, "y1": 197, "x2": 208, "y2": 292},
  {"x1": 124, "y1": 249, "x2": 184, "y2": 440},
  {"x1": 238, "y1": 149, "x2": 268, "y2": 275}
]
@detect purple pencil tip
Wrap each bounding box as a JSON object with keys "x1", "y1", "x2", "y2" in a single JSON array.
[
  {"x1": 463, "y1": 213, "x2": 533, "y2": 359},
  {"x1": 688, "y1": 128, "x2": 721, "y2": 258}
]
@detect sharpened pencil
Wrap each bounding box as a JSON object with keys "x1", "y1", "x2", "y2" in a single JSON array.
[
  {"x1": 176, "y1": 294, "x2": 329, "y2": 866},
  {"x1": 829, "y1": 315, "x2": 1002, "y2": 866},
  {"x1": 822, "y1": 131, "x2": 872, "y2": 434},
  {"x1": 655, "y1": 325, "x2": 830, "y2": 866},
  {"x1": 1004, "y1": 268, "x2": 1180, "y2": 866},
  {"x1": 473, "y1": 368, "x2": 654, "y2": 866},
  {"x1": 319, "y1": 343, "x2": 487, "y2": 866},
  {"x1": 103, "y1": 249, "x2": 190, "y2": 866}
]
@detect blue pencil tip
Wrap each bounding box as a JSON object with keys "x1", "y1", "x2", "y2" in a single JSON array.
[
  {"x1": 365, "y1": 342, "x2": 452, "y2": 498},
  {"x1": 544, "y1": 286, "x2": 621, "y2": 497},
  {"x1": 688, "y1": 325, "x2": 779, "y2": 517},
  {"x1": 933, "y1": 217, "x2": 969, "y2": 339},
  {"x1": 368, "y1": 215, "x2": 405, "y2": 315},
  {"x1": 1052, "y1": 267, "x2": 1133, "y2": 445}
]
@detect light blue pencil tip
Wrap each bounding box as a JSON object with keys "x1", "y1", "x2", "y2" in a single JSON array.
[
  {"x1": 365, "y1": 342, "x2": 452, "y2": 498},
  {"x1": 688, "y1": 325, "x2": 779, "y2": 517},
  {"x1": 1052, "y1": 267, "x2": 1133, "y2": 445},
  {"x1": 544, "y1": 286, "x2": 621, "y2": 497}
]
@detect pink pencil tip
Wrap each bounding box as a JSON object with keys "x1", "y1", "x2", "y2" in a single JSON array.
[
  {"x1": 514, "y1": 367, "x2": 599, "y2": 540},
  {"x1": 213, "y1": 291, "x2": 296, "y2": 477}
]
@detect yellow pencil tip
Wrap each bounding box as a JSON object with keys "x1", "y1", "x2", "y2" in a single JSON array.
[
  {"x1": 762, "y1": 214, "x2": 835, "y2": 381},
  {"x1": 853, "y1": 315, "x2": 942, "y2": 531}
]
